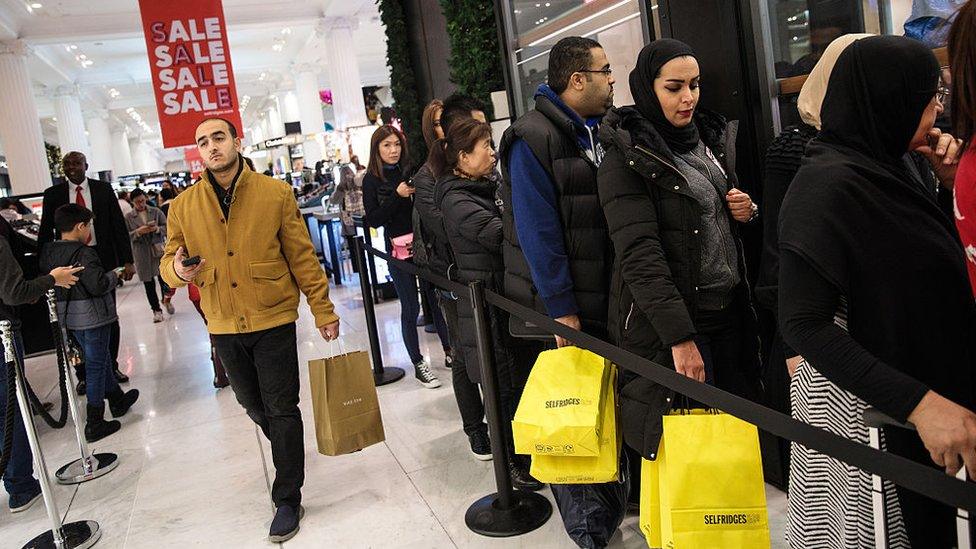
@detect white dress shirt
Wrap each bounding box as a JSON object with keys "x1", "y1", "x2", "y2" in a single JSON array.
[{"x1": 69, "y1": 178, "x2": 96, "y2": 246}]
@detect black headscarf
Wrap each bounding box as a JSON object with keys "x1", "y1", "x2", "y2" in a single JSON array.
[
  {"x1": 778, "y1": 35, "x2": 974, "y2": 413},
  {"x1": 629, "y1": 39, "x2": 700, "y2": 154},
  {"x1": 819, "y1": 35, "x2": 939, "y2": 169}
]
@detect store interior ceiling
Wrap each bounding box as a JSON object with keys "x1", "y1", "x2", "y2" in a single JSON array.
[{"x1": 0, "y1": 0, "x2": 391, "y2": 158}]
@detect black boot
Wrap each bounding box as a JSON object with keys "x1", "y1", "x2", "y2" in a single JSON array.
[
  {"x1": 85, "y1": 404, "x2": 121, "y2": 442},
  {"x1": 508, "y1": 456, "x2": 544, "y2": 491},
  {"x1": 107, "y1": 386, "x2": 139, "y2": 418},
  {"x1": 113, "y1": 364, "x2": 129, "y2": 383}
]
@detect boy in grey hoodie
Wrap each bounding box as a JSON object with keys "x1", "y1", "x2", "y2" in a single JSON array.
[{"x1": 39, "y1": 204, "x2": 139, "y2": 442}]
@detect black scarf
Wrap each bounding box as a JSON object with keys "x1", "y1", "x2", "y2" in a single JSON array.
[
  {"x1": 629, "y1": 39, "x2": 699, "y2": 154},
  {"x1": 779, "y1": 36, "x2": 975, "y2": 409}
]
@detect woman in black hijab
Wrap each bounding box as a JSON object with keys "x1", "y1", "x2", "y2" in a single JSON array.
[
  {"x1": 779, "y1": 35, "x2": 976, "y2": 546},
  {"x1": 597, "y1": 39, "x2": 763, "y2": 459}
]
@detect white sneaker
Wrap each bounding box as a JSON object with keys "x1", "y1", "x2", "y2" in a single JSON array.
[
  {"x1": 163, "y1": 300, "x2": 175, "y2": 315},
  {"x1": 153, "y1": 311, "x2": 164, "y2": 323},
  {"x1": 414, "y1": 358, "x2": 441, "y2": 389}
]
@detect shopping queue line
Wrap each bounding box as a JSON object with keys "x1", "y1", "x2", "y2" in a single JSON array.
[{"x1": 0, "y1": 272, "x2": 788, "y2": 547}]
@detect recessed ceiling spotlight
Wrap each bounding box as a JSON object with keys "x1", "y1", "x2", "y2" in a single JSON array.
[
  {"x1": 281, "y1": 28, "x2": 291, "y2": 34},
  {"x1": 78, "y1": 54, "x2": 87, "y2": 59},
  {"x1": 52, "y1": 117, "x2": 57, "y2": 121},
  {"x1": 69, "y1": 45, "x2": 77, "y2": 50},
  {"x1": 30, "y1": 3, "x2": 43, "y2": 9}
]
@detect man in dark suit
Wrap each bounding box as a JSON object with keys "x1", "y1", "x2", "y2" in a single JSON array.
[{"x1": 39, "y1": 151, "x2": 135, "y2": 387}]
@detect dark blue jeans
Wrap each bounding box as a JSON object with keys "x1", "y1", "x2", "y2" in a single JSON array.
[
  {"x1": 0, "y1": 331, "x2": 40, "y2": 498},
  {"x1": 387, "y1": 261, "x2": 423, "y2": 365},
  {"x1": 72, "y1": 324, "x2": 118, "y2": 404}
]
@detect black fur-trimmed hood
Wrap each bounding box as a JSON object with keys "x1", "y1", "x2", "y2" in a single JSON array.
[{"x1": 598, "y1": 105, "x2": 731, "y2": 162}]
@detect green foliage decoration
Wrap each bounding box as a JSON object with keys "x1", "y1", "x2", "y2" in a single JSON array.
[
  {"x1": 376, "y1": 0, "x2": 427, "y2": 168},
  {"x1": 439, "y1": 0, "x2": 505, "y2": 119}
]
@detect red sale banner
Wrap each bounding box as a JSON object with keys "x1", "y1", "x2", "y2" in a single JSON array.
[
  {"x1": 183, "y1": 146, "x2": 205, "y2": 180},
  {"x1": 137, "y1": 0, "x2": 243, "y2": 148}
]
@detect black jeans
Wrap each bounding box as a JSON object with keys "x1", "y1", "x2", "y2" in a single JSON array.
[
  {"x1": 143, "y1": 276, "x2": 171, "y2": 312},
  {"x1": 422, "y1": 280, "x2": 450, "y2": 351},
  {"x1": 438, "y1": 291, "x2": 486, "y2": 437},
  {"x1": 213, "y1": 323, "x2": 304, "y2": 508},
  {"x1": 693, "y1": 291, "x2": 763, "y2": 403}
]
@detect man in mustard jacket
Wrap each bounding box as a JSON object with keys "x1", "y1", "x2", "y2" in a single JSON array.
[{"x1": 161, "y1": 117, "x2": 340, "y2": 543}]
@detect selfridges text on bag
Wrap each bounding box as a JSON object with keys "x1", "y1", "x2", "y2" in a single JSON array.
[
  {"x1": 512, "y1": 347, "x2": 612, "y2": 457},
  {"x1": 530, "y1": 366, "x2": 619, "y2": 483},
  {"x1": 640, "y1": 410, "x2": 770, "y2": 549},
  {"x1": 308, "y1": 343, "x2": 385, "y2": 456}
]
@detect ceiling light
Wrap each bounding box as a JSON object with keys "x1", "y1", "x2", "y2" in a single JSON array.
[
  {"x1": 281, "y1": 28, "x2": 291, "y2": 34},
  {"x1": 78, "y1": 54, "x2": 87, "y2": 59},
  {"x1": 69, "y1": 44, "x2": 77, "y2": 50},
  {"x1": 30, "y1": 3, "x2": 42, "y2": 8},
  {"x1": 52, "y1": 117, "x2": 57, "y2": 121}
]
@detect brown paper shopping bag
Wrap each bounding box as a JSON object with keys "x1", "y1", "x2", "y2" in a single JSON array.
[{"x1": 308, "y1": 350, "x2": 385, "y2": 456}]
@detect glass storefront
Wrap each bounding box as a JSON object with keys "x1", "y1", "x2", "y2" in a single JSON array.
[
  {"x1": 767, "y1": 0, "x2": 960, "y2": 79},
  {"x1": 500, "y1": 0, "x2": 648, "y2": 115}
]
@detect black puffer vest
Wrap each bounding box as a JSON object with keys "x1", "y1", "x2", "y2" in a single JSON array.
[{"x1": 498, "y1": 94, "x2": 612, "y2": 339}]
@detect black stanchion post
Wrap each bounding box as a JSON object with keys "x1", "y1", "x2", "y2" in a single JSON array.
[
  {"x1": 464, "y1": 281, "x2": 551, "y2": 537},
  {"x1": 353, "y1": 236, "x2": 405, "y2": 386},
  {"x1": 1, "y1": 321, "x2": 101, "y2": 549}
]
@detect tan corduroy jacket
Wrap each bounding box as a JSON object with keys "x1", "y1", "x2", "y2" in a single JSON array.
[{"x1": 160, "y1": 162, "x2": 339, "y2": 334}]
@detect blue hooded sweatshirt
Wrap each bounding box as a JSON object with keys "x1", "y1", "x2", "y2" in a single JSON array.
[{"x1": 507, "y1": 84, "x2": 604, "y2": 320}]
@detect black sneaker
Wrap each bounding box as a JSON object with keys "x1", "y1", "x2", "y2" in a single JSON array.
[
  {"x1": 468, "y1": 431, "x2": 492, "y2": 461},
  {"x1": 413, "y1": 359, "x2": 441, "y2": 389},
  {"x1": 8, "y1": 485, "x2": 41, "y2": 513},
  {"x1": 75, "y1": 379, "x2": 86, "y2": 396},
  {"x1": 269, "y1": 504, "x2": 305, "y2": 543},
  {"x1": 508, "y1": 457, "x2": 544, "y2": 491},
  {"x1": 444, "y1": 353, "x2": 454, "y2": 370}
]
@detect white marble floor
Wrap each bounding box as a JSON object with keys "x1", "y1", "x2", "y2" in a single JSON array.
[{"x1": 0, "y1": 269, "x2": 788, "y2": 548}]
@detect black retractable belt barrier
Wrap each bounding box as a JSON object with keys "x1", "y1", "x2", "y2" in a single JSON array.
[
  {"x1": 361, "y1": 243, "x2": 976, "y2": 515},
  {"x1": 1, "y1": 320, "x2": 101, "y2": 549},
  {"x1": 463, "y1": 281, "x2": 551, "y2": 537},
  {"x1": 353, "y1": 236, "x2": 404, "y2": 386}
]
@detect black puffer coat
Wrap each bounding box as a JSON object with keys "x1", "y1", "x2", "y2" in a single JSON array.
[
  {"x1": 437, "y1": 173, "x2": 514, "y2": 383},
  {"x1": 597, "y1": 106, "x2": 761, "y2": 459}
]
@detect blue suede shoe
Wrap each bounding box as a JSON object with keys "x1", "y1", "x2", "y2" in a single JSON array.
[
  {"x1": 9, "y1": 485, "x2": 41, "y2": 513},
  {"x1": 268, "y1": 504, "x2": 305, "y2": 542}
]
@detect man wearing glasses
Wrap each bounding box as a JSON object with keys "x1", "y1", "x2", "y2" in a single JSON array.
[{"x1": 499, "y1": 36, "x2": 615, "y2": 347}]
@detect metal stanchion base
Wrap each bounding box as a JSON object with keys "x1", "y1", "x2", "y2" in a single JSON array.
[
  {"x1": 374, "y1": 367, "x2": 405, "y2": 386},
  {"x1": 22, "y1": 520, "x2": 100, "y2": 549},
  {"x1": 465, "y1": 490, "x2": 552, "y2": 537},
  {"x1": 55, "y1": 453, "x2": 119, "y2": 485}
]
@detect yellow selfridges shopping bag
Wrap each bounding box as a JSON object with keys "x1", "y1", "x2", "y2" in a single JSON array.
[
  {"x1": 530, "y1": 366, "x2": 618, "y2": 483},
  {"x1": 640, "y1": 410, "x2": 770, "y2": 549},
  {"x1": 512, "y1": 347, "x2": 611, "y2": 457}
]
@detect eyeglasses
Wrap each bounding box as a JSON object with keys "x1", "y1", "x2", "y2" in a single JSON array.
[
  {"x1": 578, "y1": 68, "x2": 612, "y2": 76},
  {"x1": 938, "y1": 67, "x2": 951, "y2": 104}
]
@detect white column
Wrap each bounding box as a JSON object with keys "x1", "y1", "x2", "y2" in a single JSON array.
[
  {"x1": 132, "y1": 140, "x2": 160, "y2": 174},
  {"x1": 84, "y1": 109, "x2": 113, "y2": 176},
  {"x1": 268, "y1": 99, "x2": 284, "y2": 138},
  {"x1": 322, "y1": 18, "x2": 368, "y2": 129},
  {"x1": 52, "y1": 85, "x2": 91, "y2": 160},
  {"x1": 294, "y1": 66, "x2": 325, "y2": 165},
  {"x1": 111, "y1": 128, "x2": 134, "y2": 177},
  {"x1": 282, "y1": 90, "x2": 300, "y2": 125},
  {"x1": 0, "y1": 41, "x2": 52, "y2": 194}
]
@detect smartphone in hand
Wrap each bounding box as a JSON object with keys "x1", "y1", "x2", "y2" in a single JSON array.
[{"x1": 181, "y1": 255, "x2": 201, "y2": 268}]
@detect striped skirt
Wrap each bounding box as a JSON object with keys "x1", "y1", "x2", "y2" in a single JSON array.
[{"x1": 786, "y1": 358, "x2": 910, "y2": 548}]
